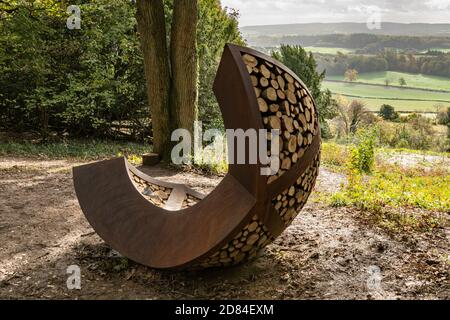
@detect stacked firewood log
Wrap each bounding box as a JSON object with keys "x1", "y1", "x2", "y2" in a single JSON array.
[
  {"x1": 242, "y1": 52, "x2": 321, "y2": 227},
  {"x1": 242, "y1": 53, "x2": 318, "y2": 185}
]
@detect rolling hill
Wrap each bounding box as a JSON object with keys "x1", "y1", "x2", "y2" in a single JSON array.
[{"x1": 242, "y1": 23, "x2": 450, "y2": 38}]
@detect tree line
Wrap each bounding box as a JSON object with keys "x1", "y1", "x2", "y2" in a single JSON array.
[
  {"x1": 250, "y1": 33, "x2": 450, "y2": 52},
  {"x1": 317, "y1": 49, "x2": 450, "y2": 77}
]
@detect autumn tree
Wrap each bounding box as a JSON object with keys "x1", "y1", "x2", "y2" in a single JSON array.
[
  {"x1": 137, "y1": 0, "x2": 198, "y2": 159},
  {"x1": 344, "y1": 69, "x2": 358, "y2": 82}
]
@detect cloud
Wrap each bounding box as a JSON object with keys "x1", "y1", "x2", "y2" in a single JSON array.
[{"x1": 221, "y1": 0, "x2": 450, "y2": 26}]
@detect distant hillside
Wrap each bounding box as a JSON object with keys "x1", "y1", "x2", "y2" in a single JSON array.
[{"x1": 241, "y1": 23, "x2": 450, "y2": 38}]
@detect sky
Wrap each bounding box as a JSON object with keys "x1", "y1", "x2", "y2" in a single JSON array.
[{"x1": 221, "y1": 0, "x2": 450, "y2": 26}]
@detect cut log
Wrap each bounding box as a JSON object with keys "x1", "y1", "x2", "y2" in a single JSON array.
[
  {"x1": 268, "y1": 116, "x2": 281, "y2": 130},
  {"x1": 297, "y1": 133, "x2": 303, "y2": 147},
  {"x1": 258, "y1": 98, "x2": 268, "y2": 113},
  {"x1": 262, "y1": 88, "x2": 277, "y2": 102},
  {"x1": 288, "y1": 186, "x2": 295, "y2": 196},
  {"x1": 292, "y1": 152, "x2": 298, "y2": 164},
  {"x1": 287, "y1": 82, "x2": 295, "y2": 92},
  {"x1": 243, "y1": 54, "x2": 258, "y2": 68},
  {"x1": 285, "y1": 135, "x2": 297, "y2": 153},
  {"x1": 305, "y1": 108, "x2": 311, "y2": 122},
  {"x1": 286, "y1": 90, "x2": 297, "y2": 104},
  {"x1": 260, "y1": 77, "x2": 269, "y2": 87},
  {"x1": 284, "y1": 73, "x2": 294, "y2": 84},
  {"x1": 281, "y1": 101, "x2": 290, "y2": 116},
  {"x1": 298, "y1": 113, "x2": 307, "y2": 129},
  {"x1": 282, "y1": 116, "x2": 294, "y2": 133},
  {"x1": 302, "y1": 96, "x2": 313, "y2": 110},
  {"x1": 269, "y1": 104, "x2": 280, "y2": 113},
  {"x1": 250, "y1": 75, "x2": 258, "y2": 87},
  {"x1": 271, "y1": 80, "x2": 279, "y2": 89},
  {"x1": 277, "y1": 75, "x2": 285, "y2": 90},
  {"x1": 277, "y1": 89, "x2": 286, "y2": 100},
  {"x1": 260, "y1": 64, "x2": 271, "y2": 79},
  {"x1": 254, "y1": 87, "x2": 261, "y2": 98},
  {"x1": 281, "y1": 157, "x2": 292, "y2": 170}
]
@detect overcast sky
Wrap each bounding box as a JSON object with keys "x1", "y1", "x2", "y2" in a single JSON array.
[{"x1": 221, "y1": 0, "x2": 450, "y2": 26}]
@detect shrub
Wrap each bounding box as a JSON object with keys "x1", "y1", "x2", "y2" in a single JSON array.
[
  {"x1": 379, "y1": 104, "x2": 399, "y2": 121},
  {"x1": 349, "y1": 128, "x2": 376, "y2": 174}
]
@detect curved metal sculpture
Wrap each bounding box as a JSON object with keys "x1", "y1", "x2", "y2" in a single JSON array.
[{"x1": 73, "y1": 44, "x2": 321, "y2": 270}]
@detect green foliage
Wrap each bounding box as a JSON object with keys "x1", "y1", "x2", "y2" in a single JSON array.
[
  {"x1": 379, "y1": 104, "x2": 399, "y2": 121},
  {"x1": 0, "y1": 0, "x2": 148, "y2": 138},
  {"x1": 349, "y1": 128, "x2": 376, "y2": 174},
  {"x1": 320, "y1": 142, "x2": 350, "y2": 169},
  {"x1": 329, "y1": 165, "x2": 449, "y2": 231},
  {"x1": 197, "y1": 0, "x2": 244, "y2": 131},
  {"x1": 272, "y1": 45, "x2": 337, "y2": 138},
  {"x1": 0, "y1": 0, "x2": 244, "y2": 139}
]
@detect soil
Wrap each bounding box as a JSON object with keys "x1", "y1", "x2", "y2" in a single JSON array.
[{"x1": 0, "y1": 157, "x2": 448, "y2": 300}]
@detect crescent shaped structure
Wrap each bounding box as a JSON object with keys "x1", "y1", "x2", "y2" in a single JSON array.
[{"x1": 73, "y1": 44, "x2": 321, "y2": 270}]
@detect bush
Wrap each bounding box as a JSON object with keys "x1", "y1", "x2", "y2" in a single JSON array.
[
  {"x1": 349, "y1": 128, "x2": 376, "y2": 174},
  {"x1": 379, "y1": 104, "x2": 399, "y2": 121}
]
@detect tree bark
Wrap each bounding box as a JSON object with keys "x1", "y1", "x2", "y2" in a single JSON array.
[
  {"x1": 169, "y1": 0, "x2": 198, "y2": 134},
  {"x1": 136, "y1": 0, "x2": 171, "y2": 157}
]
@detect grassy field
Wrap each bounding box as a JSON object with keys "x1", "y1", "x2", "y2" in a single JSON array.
[
  {"x1": 323, "y1": 80, "x2": 450, "y2": 112},
  {"x1": 421, "y1": 48, "x2": 450, "y2": 53},
  {"x1": 304, "y1": 46, "x2": 354, "y2": 55},
  {"x1": 327, "y1": 71, "x2": 450, "y2": 92}
]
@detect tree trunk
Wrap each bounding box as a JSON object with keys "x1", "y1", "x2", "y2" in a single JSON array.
[
  {"x1": 169, "y1": 0, "x2": 198, "y2": 134},
  {"x1": 136, "y1": 0, "x2": 171, "y2": 157}
]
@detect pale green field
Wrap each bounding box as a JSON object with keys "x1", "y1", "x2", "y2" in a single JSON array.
[
  {"x1": 421, "y1": 48, "x2": 450, "y2": 53},
  {"x1": 324, "y1": 81, "x2": 450, "y2": 112},
  {"x1": 331, "y1": 95, "x2": 450, "y2": 113},
  {"x1": 304, "y1": 47, "x2": 354, "y2": 55},
  {"x1": 327, "y1": 71, "x2": 450, "y2": 92}
]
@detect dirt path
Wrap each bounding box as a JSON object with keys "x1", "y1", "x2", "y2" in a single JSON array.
[{"x1": 0, "y1": 157, "x2": 448, "y2": 299}]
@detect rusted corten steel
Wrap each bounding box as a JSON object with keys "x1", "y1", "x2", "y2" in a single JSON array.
[{"x1": 73, "y1": 44, "x2": 321, "y2": 270}]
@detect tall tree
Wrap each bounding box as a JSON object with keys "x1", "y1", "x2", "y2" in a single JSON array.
[
  {"x1": 136, "y1": 0, "x2": 172, "y2": 155},
  {"x1": 273, "y1": 45, "x2": 337, "y2": 138},
  {"x1": 137, "y1": 0, "x2": 198, "y2": 158},
  {"x1": 170, "y1": 0, "x2": 198, "y2": 134}
]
